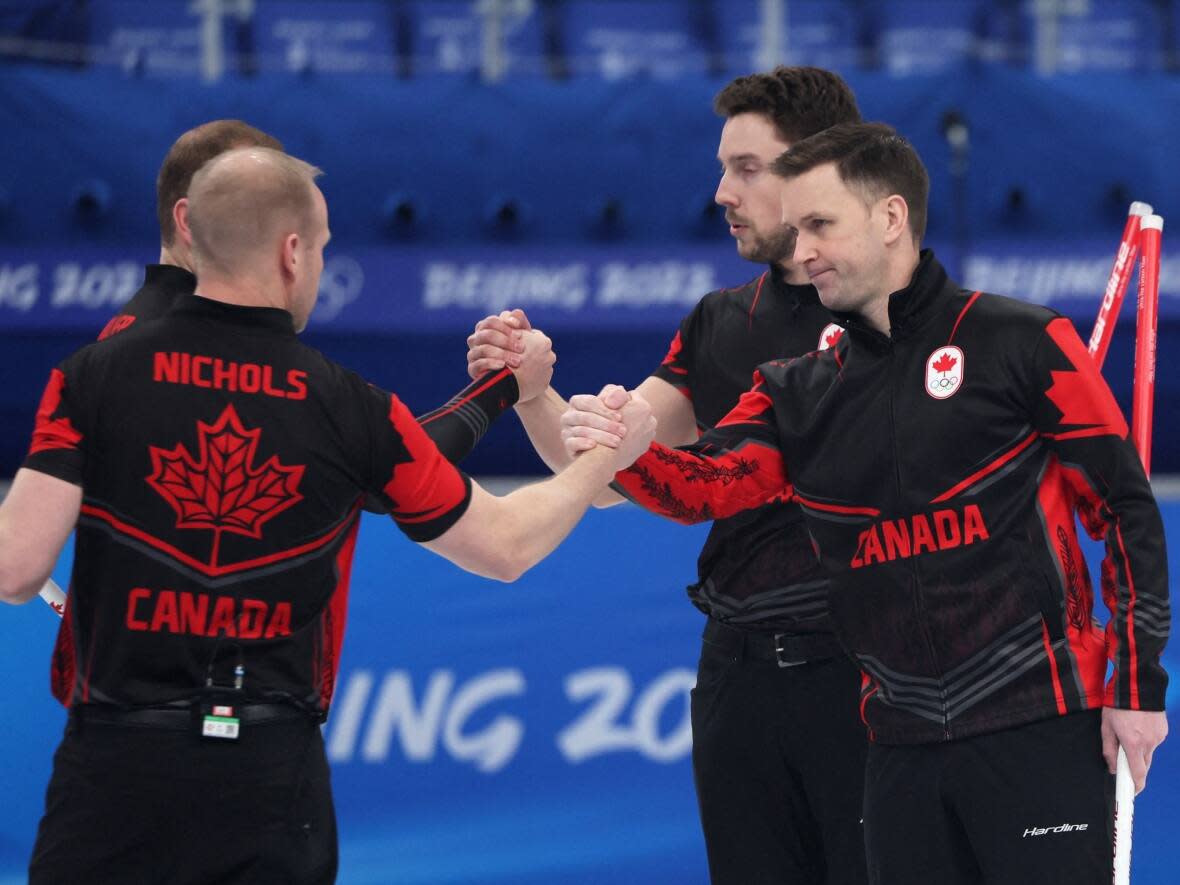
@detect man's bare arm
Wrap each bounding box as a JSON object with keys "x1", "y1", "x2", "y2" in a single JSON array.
[
  {"x1": 422, "y1": 394, "x2": 657, "y2": 579},
  {"x1": 0, "y1": 469, "x2": 81, "y2": 604}
]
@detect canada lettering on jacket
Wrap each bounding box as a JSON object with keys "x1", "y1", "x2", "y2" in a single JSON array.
[
  {"x1": 153, "y1": 351, "x2": 308, "y2": 400},
  {"x1": 125, "y1": 587, "x2": 293, "y2": 638},
  {"x1": 851, "y1": 504, "x2": 989, "y2": 568}
]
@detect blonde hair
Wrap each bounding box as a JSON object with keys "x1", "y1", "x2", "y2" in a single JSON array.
[{"x1": 187, "y1": 147, "x2": 323, "y2": 278}]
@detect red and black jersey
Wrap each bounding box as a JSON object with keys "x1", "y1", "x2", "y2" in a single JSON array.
[
  {"x1": 52, "y1": 265, "x2": 514, "y2": 711},
  {"x1": 620, "y1": 251, "x2": 1169, "y2": 744},
  {"x1": 23, "y1": 295, "x2": 472, "y2": 715},
  {"x1": 651, "y1": 267, "x2": 844, "y2": 632}
]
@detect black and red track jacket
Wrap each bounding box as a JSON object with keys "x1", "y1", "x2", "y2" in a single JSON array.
[
  {"x1": 23, "y1": 295, "x2": 472, "y2": 715},
  {"x1": 617, "y1": 251, "x2": 1169, "y2": 744},
  {"x1": 651, "y1": 266, "x2": 845, "y2": 632}
]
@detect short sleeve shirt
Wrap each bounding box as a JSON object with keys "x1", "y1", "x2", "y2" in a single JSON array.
[{"x1": 23, "y1": 295, "x2": 470, "y2": 713}]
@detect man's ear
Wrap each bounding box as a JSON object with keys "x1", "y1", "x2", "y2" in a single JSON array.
[
  {"x1": 881, "y1": 194, "x2": 910, "y2": 245},
  {"x1": 280, "y1": 232, "x2": 301, "y2": 283},
  {"x1": 172, "y1": 198, "x2": 192, "y2": 247}
]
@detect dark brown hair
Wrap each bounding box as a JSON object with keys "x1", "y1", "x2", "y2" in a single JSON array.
[
  {"x1": 770, "y1": 122, "x2": 929, "y2": 242},
  {"x1": 156, "y1": 120, "x2": 283, "y2": 246},
  {"x1": 713, "y1": 66, "x2": 861, "y2": 143}
]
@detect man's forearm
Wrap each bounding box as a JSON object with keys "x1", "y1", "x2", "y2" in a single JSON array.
[
  {"x1": 0, "y1": 468, "x2": 81, "y2": 604},
  {"x1": 518, "y1": 388, "x2": 627, "y2": 507},
  {"x1": 615, "y1": 440, "x2": 788, "y2": 525},
  {"x1": 423, "y1": 447, "x2": 624, "y2": 581},
  {"x1": 497, "y1": 447, "x2": 623, "y2": 571},
  {"x1": 514, "y1": 386, "x2": 576, "y2": 473}
]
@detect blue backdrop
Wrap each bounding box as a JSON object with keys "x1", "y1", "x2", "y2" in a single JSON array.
[{"x1": 1, "y1": 500, "x2": 1178, "y2": 884}]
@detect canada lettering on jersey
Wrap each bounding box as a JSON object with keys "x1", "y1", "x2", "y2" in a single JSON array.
[
  {"x1": 851, "y1": 504, "x2": 989, "y2": 568},
  {"x1": 153, "y1": 351, "x2": 308, "y2": 400},
  {"x1": 125, "y1": 587, "x2": 293, "y2": 638}
]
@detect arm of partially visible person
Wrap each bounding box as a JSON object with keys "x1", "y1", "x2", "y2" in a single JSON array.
[
  {"x1": 0, "y1": 468, "x2": 81, "y2": 604},
  {"x1": 0, "y1": 362, "x2": 88, "y2": 604},
  {"x1": 1030, "y1": 316, "x2": 1170, "y2": 793},
  {"x1": 562, "y1": 373, "x2": 791, "y2": 525},
  {"x1": 417, "y1": 327, "x2": 555, "y2": 464},
  {"x1": 466, "y1": 310, "x2": 698, "y2": 506}
]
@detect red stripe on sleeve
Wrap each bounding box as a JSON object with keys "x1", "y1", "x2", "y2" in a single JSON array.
[
  {"x1": 29, "y1": 369, "x2": 83, "y2": 455},
  {"x1": 418, "y1": 368, "x2": 512, "y2": 427},
  {"x1": 1113, "y1": 520, "x2": 1140, "y2": 708}
]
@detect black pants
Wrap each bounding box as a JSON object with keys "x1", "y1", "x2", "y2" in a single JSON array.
[
  {"x1": 29, "y1": 711, "x2": 337, "y2": 885},
  {"x1": 864, "y1": 710, "x2": 1113, "y2": 885},
  {"x1": 692, "y1": 619, "x2": 870, "y2": 885}
]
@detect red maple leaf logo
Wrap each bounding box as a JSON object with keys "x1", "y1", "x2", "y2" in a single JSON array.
[
  {"x1": 147, "y1": 405, "x2": 304, "y2": 568},
  {"x1": 824, "y1": 327, "x2": 844, "y2": 348},
  {"x1": 932, "y1": 352, "x2": 957, "y2": 374}
]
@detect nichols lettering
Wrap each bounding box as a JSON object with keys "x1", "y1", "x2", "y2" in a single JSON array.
[{"x1": 153, "y1": 352, "x2": 308, "y2": 400}]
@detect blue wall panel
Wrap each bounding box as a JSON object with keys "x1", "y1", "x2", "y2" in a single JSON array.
[{"x1": 0, "y1": 503, "x2": 1178, "y2": 883}]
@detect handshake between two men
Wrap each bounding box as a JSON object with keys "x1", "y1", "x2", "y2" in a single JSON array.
[{"x1": 467, "y1": 309, "x2": 672, "y2": 499}]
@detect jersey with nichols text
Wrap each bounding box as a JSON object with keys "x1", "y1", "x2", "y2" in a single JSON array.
[
  {"x1": 54, "y1": 266, "x2": 515, "y2": 708},
  {"x1": 23, "y1": 295, "x2": 472, "y2": 715},
  {"x1": 651, "y1": 266, "x2": 845, "y2": 633},
  {"x1": 620, "y1": 251, "x2": 1169, "y2": 744}
]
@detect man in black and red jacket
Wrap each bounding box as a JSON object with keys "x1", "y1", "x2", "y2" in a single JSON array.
[
  {"x1": 468, "y1": 68, "x2": 868, "y2": 884},
  {"x1": 564, "y1": 123, "x2": 1169, "y2": 884},
  {"x1": 0, "y1": 147, "x2": 657, "y2": 884}
]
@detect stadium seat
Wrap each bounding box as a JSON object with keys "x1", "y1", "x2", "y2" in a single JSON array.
[
  {"x1": 1047, "y1": 0, "x2": 1166, "y2": 73},
  {"x1": 559, "y1": 0, "x2": 713, "y2": 79},
  {"x1": 870, "y1": 0, "x2": 986, "y2": 74},
  {"x1": 0, "y1": 0, "x2": 89, "y2": 66},
  {"x1": 251, "y1": 1, "x2": 398, "y2": 75},
  {"x1": 719, "y1": 0, "x2": 862, "y2": 73},
  {"x1": 399, "y1": 0, "x2": 546, "y2": 78}
]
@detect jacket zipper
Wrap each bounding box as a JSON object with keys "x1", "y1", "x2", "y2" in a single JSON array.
[{"x1": 885, "y1": 343, "x2": 951, "y2": 740}]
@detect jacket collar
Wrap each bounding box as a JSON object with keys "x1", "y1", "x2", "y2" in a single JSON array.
[
  {"x1": 143, "y1": 263, "x2": 197, "y2": 295},
  {"x1": 829, "y1": 249, "x2": 951, "y2": 349},
  {"x1": 171, "y1": 292, "x2": 297, "y2": 334},
  {"x1": 767, "y1": 262, "x2": 822, "y2": 309}
]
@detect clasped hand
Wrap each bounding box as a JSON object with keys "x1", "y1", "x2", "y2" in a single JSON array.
[{"x1": 561, "y1": 384, "x2": 652, "y2": 466}]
